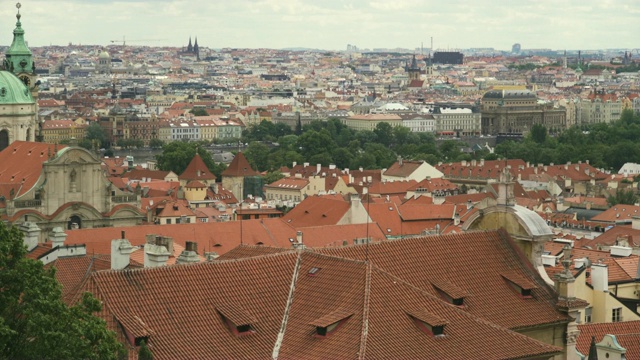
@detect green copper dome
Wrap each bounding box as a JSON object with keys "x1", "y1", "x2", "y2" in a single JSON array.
[
  {"x1": 0, "y1": 70, "x2": 34, "y2": 104},
  {"x1": 4, "y1": 4, "x2": 34, "y2": 76}
]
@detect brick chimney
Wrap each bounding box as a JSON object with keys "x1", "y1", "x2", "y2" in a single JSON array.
[
  {"x1": 19, "y1": 222, "x2": 40, "y2": 252},
  {"x1": 111, "y1": 231, "x2": 134, "y2": 270},
  {"x1": 177, "y1": 241, "x2": 200, "y2": 264}
]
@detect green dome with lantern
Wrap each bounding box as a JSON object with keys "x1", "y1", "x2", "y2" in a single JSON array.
[
  {"x1": 3, "y1": 2, "x2": 34, "y2": 76},
  {"x1": 0, "y1": 70, "x2": 34, "y2": 104}
]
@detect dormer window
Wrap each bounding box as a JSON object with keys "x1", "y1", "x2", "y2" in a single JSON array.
[
  {"x1": 406, "y1": 309, "x2": 448, "y2": 337},
  {"x1": 432, "y1": 280, "x2": 467, "y2": 307},
  {"x1": 310, "y1": 309, "x2": 352, "y2": 338},
  {"x1": 216, "y1": 304, "x2": 256, "y2": 337},
  {"x1": 501, "y1": 272, "x2": 537, "y2": 299}
]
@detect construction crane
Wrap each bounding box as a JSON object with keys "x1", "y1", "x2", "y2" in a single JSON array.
[{"x1": 109, "y1": 36, "x2": 166, "y2": 46}]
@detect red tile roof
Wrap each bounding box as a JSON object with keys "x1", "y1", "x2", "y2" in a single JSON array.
[
  {"x1": 282, "y1": 195, "x2": 351, "y2": 228},
  {"x1": 578, "y1": 321, "x2": 640, "y2": 360},
  {"x1": 84, "y1": 250, "x2": 562, "y2": 359},
  {"x1": 179, "y1": 153, "x2": 216, "y2": 181},
  {"x1": 0, "y1": 141, "x2": 63, "y2": 198},
  {"x1": 317, "y1": 230, "x2": 570, "y2": 330},
  {"x1": 221, "y1": 152, "x2": 259, "y2": 177},
  {"x1": 383, "y1": 160, "x2": 426, "y2": 178}
]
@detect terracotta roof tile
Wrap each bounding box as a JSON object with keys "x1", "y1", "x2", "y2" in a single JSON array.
[
  {"x1": 179, "y1": 153, "x2": 216, "y2": 181},
  {"x1": 221, "y1": 152, "x2": 259, "y2": 177},
  {"x1": 0, "y1": 141, "x2": 63, "y2": 198}
]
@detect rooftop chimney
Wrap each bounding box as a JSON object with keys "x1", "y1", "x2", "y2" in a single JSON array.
[
  {"x1": 49, "y1": 227, "x2": 67, "y2": 249},
  {"x1": 292, "y1": 231, "x2": 305, "y2": 250},
  {"x1": 19, "y1": 222, "x2": 40, "y2": 252},
  {"x1": 591, "y1": 263, "x2": 608, "y2": 292},
  {"x1": 316, "y1": 163, "x2": 321, "y2": 174},
  {"x1": 144, "y1": 242, "x2": 170, "y2": 267},
  {"x1": 111, "y1": 238, "x2": 135, "y2": 270},
  {"x1": 177, "y1": 241, "x2": 200, "y2": 264}
]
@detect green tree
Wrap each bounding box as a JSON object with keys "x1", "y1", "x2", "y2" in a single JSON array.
[
  {"x1": 149, "y1": 138, "x2": 164, "y2": 149},
  {"x1": 607, "y1": 188, "x2": 638, "y2": 206},
  {"x1": 263, "y1": 170, "x2": 285, "y2": 184},
  {"x1": 138, "y1": 340, "x2": 153, "y2": 360},
  {"x1": 373, "y1": 122, "x2": 393, "y2": 147},
  {"x1": 0, "y1": 222, "x2": 125, "y2": 359},
  {"x1": 244, "y1": 142, "x2": 271, "y2": 172},
  {"x1": 85, "y1": 122, "x2": 108, "y2": 148},
  {"x1": 189, "y1": 108, "x2": 208, "y2": 116},
  {"x1": 530, "y1": 124, "x2": 547, "y2": 144}
]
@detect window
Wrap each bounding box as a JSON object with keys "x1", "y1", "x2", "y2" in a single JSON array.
[
  {"x1": 585, "y1": 307, "x2": 592, "y2": 323},
  {"x1": 406, "y1": 309, "x2": 447, "y2": 337},
  {"x1": 166, "y1": 218, "x2": 172, "y2": 224},
  {"x1": 612, "y1": 307, "x2": 622, "y2": 322}
]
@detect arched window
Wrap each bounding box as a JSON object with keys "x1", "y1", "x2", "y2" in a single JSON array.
[{"x1": 67, "y1": 215, "x2": 82, "y2": 230}]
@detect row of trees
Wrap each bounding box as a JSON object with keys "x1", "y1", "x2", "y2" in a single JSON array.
[
  {"x1": 241, "y1": 110, "x2": 640, "y2": 174},
  {"x1": 240, "y1": 118, "x2": 487, "y2": 172},
  {"x1": 496, "y1": 110, "x2": 640, "y2": 171}
]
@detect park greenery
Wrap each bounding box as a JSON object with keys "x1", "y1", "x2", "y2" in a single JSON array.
[
  {"x1": 494, "y1": 109, "x2": 640, "y2": 171},
  {"x1": 237, "y1": 110, "x2": 640, "y2": 175},
  {"x1": 0, "y1": 222, "x2": 126, "y2": 359}
]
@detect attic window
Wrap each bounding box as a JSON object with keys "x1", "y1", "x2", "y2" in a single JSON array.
[
  {"x1": 308, "y1": 267, "x2": 321, "y2": 276},
  {"x1": 432, "y1": 280, "x2": 467, "y2": 307},
  {"x1": 406, "y1": 309, "x2": 447, "y2": 337},
  {"x1": 501, "y1": 272, "x2": 537, "y2": 299},
  {"x1": 216, "y1": 304, "x2": 256, "y2": 337},
  {"x1": 310, "y1": 309, "x2": 352, "y2": 338}
]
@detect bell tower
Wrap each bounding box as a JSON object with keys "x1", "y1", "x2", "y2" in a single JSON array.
[{"x1": 4, "y1": 3, "x2": 38, "y2": 100}]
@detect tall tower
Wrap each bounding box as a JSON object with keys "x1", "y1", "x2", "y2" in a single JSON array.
[
  {"x1": 193, "y1": 37, "x2": 200, "y2": 61},
  {"x1": 187, "y1": 37, "x2": 193, "y2": 52},
  {"x1": 4, "y1": 2, "x2": 38, "y2": 100},
  {"x1": 426, "y1": 53, "x2": 433, "y2": 76},
  {"x1": 0, "y1": 3, "x2": 39, "y2": 150},
  {"x1": 407, "y1": 54, "x2": 420, "y2": 81}
]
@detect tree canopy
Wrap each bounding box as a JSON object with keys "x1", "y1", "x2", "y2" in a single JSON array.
[{"x1": 0, "y1": 222, "x2": 125, "y2": 359}]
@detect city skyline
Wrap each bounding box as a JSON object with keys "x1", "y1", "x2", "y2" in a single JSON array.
[{"x1": 0, "y1": 0, "x2": 638, "y2": 51}]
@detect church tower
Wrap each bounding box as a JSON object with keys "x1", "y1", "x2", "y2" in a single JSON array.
[
  {"x1": 426, "y1": 53, "x2": 433, "y2": 76},
  {"x1": 406, "y1": 54, "x2": 420, "y2": 81},
  {"x1": 193, "y1": 37, "x2": 200, "y2": 61},
  {"x1": 0, "y1": 3, "x2": 38, "y2": 151},
  {"x1": 4, "y1": 2, "x2": 38, "y2": 100},
  {"x1": 187, "y1": 37, "x2": 193, "y2": 53}
]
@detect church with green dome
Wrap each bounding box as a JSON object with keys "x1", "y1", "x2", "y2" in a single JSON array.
[{"x1": 0, "y1": 3, "x2": 39, "y2": 151}]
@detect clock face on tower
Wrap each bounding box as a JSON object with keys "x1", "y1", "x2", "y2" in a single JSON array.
[{"x1": 19, "y1": 75, "x2": 30, "y2": 87}]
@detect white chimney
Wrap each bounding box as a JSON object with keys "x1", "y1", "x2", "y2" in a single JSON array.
[
  {"x1": 542, "y1": 254, "x2": 557, "y2": 266},
  {"x1": 176, "y1": 241, "x2": 200, "y2": 264},
  {"x1": 329, "y1": 164, "x2": 336, "y2": 170},
  {"x1": 19, "y1": 222, "x2": 40, "y2": 252},
  {"x1": 573, "y1": 257, "x2": 586, "y2": 269},
  {"x1": 316, "y1": 163, "x2": 321, "y2": 174},
  {"x1": 296, "y1": 231, "x2": 303, "y2": 244},
  {"x1": 292, "y1": 161, "x2": 297, "y2": 167},
  {"x1": 111, "y1": 234, "x2": 134, "y2": 270},
  {"x1": 610, "y1": 245, "x2": 633, "y2": 257},
  {"x1": 632, "y1": 216, "x2": 640, "y2": 230},
  {"x1": 144, "y1": 236, "x2": 171, "y2": 267},
  {"x1": 49, "y1": 227, "x2": 67, "y2": 248},
  {"x1": 591, "y1": 263, "x2": 609, "y2": 292}
]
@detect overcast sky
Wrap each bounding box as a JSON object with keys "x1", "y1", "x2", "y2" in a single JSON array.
[{"x1": 1, "y1": 0, "x2": 638, "y2": 51}]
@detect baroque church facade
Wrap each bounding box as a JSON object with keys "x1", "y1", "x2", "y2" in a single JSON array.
[
  {"x1": 0, "y1": 4, "x2": 142, "y2": 239},
  {"x1": 0, "y1": 3, "x2": 39, "y2": 151}
]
